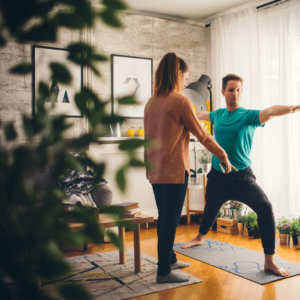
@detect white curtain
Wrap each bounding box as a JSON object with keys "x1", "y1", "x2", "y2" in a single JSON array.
[{"x1": 211, "y1": 0, "x2": 300, "y2": 219}]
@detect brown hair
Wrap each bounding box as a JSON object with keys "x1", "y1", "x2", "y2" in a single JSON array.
[
  {"x1": 154, "y1": 53, "x2": 189, "y2": 96},
  {"x1": 222, "y1": 74, "x2": 243, "y2": 90}
]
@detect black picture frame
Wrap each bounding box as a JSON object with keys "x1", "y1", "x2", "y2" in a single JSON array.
[
  {"x1": 111, "y1": 54, "x2": 153, "y2": 119},
  {"x1": 32, "y1": 45, "x2": 83, "y2": 118}
]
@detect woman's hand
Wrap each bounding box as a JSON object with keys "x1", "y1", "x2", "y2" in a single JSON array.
[{"x1": 222, "y1": 157, "x2": 238, "y2": 173}]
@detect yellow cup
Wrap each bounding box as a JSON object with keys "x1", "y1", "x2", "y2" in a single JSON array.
[
  {"x1": 137, "y1": 129, "x2": 145, "y2": 137},
  {"x1": 193, "y1": 105, "x2": 197, "y2": 113},
  {"x1": 127, "y1": 129, "x2": 135, "y2": 137}
]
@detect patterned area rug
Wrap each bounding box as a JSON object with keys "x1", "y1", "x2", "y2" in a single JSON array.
[
  {"x1": 42, "y1": 249, "x2": 202, "y2": 299},
  {"x1": 174, "y1": 238, "x2": 300, "y2": 285}
]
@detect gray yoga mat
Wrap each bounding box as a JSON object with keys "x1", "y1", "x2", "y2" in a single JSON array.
[{"x1": 174, "y1": 238, "x2": 300, "y2": 285}]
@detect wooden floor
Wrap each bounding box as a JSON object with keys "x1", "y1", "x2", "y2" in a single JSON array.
[{"x1": 65, "y1": 224, "x2": 300, "y2": 300}]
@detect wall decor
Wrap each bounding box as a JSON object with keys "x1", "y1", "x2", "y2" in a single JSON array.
[
  {"x1": 32, "y1": 45, "x2": 83, "y2": 117},
  {"x1": 111, "y1": 54, "x2": 152, "y2": 119}
]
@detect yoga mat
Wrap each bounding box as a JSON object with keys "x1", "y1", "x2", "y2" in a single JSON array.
[{"x1": 174, "y1": 238, "x2": 300, "y2": 285}]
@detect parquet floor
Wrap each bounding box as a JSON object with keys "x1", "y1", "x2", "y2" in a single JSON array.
[{"x1": 64, "y1": 224, "x2": 300, "y2": 300}]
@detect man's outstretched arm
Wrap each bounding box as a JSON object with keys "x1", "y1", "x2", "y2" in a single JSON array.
[
  {"x1": 196, "y1": 111, "x2": 211, "y2": 121},
  {"x1": 259, "y1": 105, "x2": 300, "y2": 125}
]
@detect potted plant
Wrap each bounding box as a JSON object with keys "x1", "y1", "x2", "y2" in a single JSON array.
[
  {"x1": 137, "y1": 126, "x2": 145, "y2": 137},
  {"x1": 277, "y1": 218, "x2": 291, "y2": 245},
  {"x1": 229, "y1": 200, "x2": 243, "y2": 220},
  {"x1": 290, "y1": 219, "x2": 299, "y2": 246},
  {"x1": 252, "y1": 220, "x2": 261, "y2": 239},
  {"x1": 190, "y1": 168, "x2": 202, "y2": 185},
  {"x1": 212, "y1": 210, "x2": 222, "y2": 230},
  {"x1": 245, "y1": 211, "x2": 257, "y2": 237},
  {"x1": 127, "y1": 126, "x2": 135, "y2": 137},
  {"x1": 237, "y1": 215, "x2": 246, "y2": 235},
  {"x1": 198, "y1": 149, "x2": 212, "y2": 173}
]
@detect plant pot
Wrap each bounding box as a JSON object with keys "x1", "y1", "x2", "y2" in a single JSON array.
[
  {"x1": 202, "y1": 163, "x2": 212, "y2": 174},
  {"x1": 237, "y1": 222, "x2": 244, "y2": 235},
  {"x1": 279, "y1": 233, "x2": 290, "y2": 245},
  {"x1": 244, "y1": 225, "x2": 248, "y2": 235},
  {"x1": 248, "y1": 228, "x2": 254, "y2": 237},
  {"x1": 253, "y1": 228, "x2": 261, "y2": 239},
  {"x1": 137, "y1": 129, "x2": 144, "y2": 137},
  {"x1": 190, "y1": 175, "x2": 199, "y2": 185},
  {"x1": 292, "y1": 234, "x2": 298, "y2": 246},
  {"x1": 231, "y1": 210, "x2": 241, "y2": 220},
  {"x1": 127, "y1": 129, "x2": 135, "y2": 137}
]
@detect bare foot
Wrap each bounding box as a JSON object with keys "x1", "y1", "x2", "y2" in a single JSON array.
[
  {"x1": 264, "y1": 256, "x2": 290, "y2": 277},
  {"x1": 182, "y1": 233, "x2": 205, "y2": 249}
]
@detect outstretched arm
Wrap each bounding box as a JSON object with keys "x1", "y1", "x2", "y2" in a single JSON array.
[
  {"x1": 196, "y1": 111, "x2": 211, "y2": 122},
  {"x1": 259, "y1": 105, "x2": 300, "y2": 125}
]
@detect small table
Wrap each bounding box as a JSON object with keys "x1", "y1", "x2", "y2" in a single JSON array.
[
  {"x1": 69, "y1": 213, "x2": 154, "y2": 273},
  {"x1": 186, "y1": 173, "x2": 207, "y2": 224}
]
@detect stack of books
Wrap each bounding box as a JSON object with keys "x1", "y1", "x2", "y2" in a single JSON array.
[{"x1": 111, "y1": 202, "x2": 141, "y2": 218}]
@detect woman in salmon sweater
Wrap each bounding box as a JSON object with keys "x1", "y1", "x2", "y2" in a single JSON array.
[{"x1": 144, "y1": 53, "x2": 236, "y2": 283}]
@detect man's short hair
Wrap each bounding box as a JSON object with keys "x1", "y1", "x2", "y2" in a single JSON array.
[{"x1": 222, "y1": 74, "x2": 243, "y2": 90}]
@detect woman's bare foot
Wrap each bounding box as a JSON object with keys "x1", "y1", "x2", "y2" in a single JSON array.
[
  {"x1": 264, "y1": 255, "x2": 290, "y2": 277},
  {"x1": 182, "y1": 233, "x2": 205, "y2": 249}
]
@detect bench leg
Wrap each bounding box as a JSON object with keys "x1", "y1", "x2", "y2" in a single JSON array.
[
  {"x1": 133, "y1": 224, "x2": 141, "y2": 272},
  {"x1": 118, "y1": 226, "x2": 125, "y2": 264}
]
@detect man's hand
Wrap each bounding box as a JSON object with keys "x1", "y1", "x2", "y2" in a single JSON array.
[
  {"x1": 222, "y1": 157, "x2": 238, "y2": 173},
  {"x1": 291, "y1": 104, "x2": 300, "y2": 113}
]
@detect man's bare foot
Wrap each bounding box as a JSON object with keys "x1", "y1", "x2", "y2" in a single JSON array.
[
  {"x1": 182, "y1": 233, "x2": 205, "y2": 249},
  {"x1": 264, "y1": 255, "x2": 290, "y2": 277}
]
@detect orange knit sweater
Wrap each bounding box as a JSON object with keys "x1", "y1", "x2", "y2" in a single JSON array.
[{"x1": 144, "y1": 91, "x2": 227, "y2": 184}]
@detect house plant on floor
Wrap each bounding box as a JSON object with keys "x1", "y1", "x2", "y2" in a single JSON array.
[
  {"x1": 190, "y1": 168, "x2": 202, "y2": 185},
  {"x1": 237, "y1": 215, "x2": 247, "y2": 235},
  {"x1": 245, "y1": 211, "x2": 257, "y2": 237},
  {"x1": 290, "y1": 219, "x2": 299, "y2": 246},
  {"x1": 277, "y1": 218, "x2": 291, "y2": 245},
  {"x1": 229, "y1": 200, "x2": 243, "y2": 220},
  {"x1": 198, "y1": 149, "x2": 212, "y2": 173}
]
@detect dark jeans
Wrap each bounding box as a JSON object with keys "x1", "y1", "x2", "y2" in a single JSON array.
[
  {"x1": 152, "y1": 171, "x2": 189, "y2": 276},
  {"x1": 199, "y1": 167, "x2": 275, "y2": 255}
]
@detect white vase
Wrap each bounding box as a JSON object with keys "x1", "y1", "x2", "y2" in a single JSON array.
[{"x1": 202, "y1": 163, "x2": 212, "y2": 173}]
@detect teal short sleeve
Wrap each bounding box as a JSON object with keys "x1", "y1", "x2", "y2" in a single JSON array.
[
  {"x1": 246, "y1": 110, "x2": 265, "y2": 127},
  {"x1": 209, "y1": 111, "x2": 216, "y2": 124}
]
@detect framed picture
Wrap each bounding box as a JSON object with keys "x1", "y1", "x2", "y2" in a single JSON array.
[
  {"x1": 32, "y1": 45, "x2": 83, "y2": 117},
  {"x1": 111, "y1": 54, "x2": 153, "y2": 118}
]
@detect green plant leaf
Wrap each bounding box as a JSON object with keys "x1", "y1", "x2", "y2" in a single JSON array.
[
  {"x1": 20, "y1": 20, "x2": 57, "y2": 42},
  {"x1": 59, "y1": 283, "x2": 93, "y2": 300},
  {"x1": 99, "y1": 9, "x2": 123, "y2": 28},
  {"x1": 9, "y1": 62, "x2": 32, "y2": 74},
  {"x1": 118, "y1": 139, "x2": 146, "y2": 151},
  {"x1": 106, "y1": 230, "x2": 123, "y2": 250},
  {"x1": 118, "y1": 96, "x2": 138, "y2": 105},
  {"x1": 102, "y1": 0, "x2": 128, "y2": 10},
  {"x1": 190, "y1": 168, "x2": 196, "y2": 174},
  {"x1": 4, "y1": 122, "x2": 17, "y2": 140},
  {"x1": 114, "y1": 220, "x2": 137, "y2": 231},
  {"x1": 50, "y1": 63, "x2": 72, "y2": 85},
  {"x1": 116, "y1": 168, "x2": 126, "y2": 192},
  {"x1": 129, "y1": 159, "x2": 145, "y2": 167}
]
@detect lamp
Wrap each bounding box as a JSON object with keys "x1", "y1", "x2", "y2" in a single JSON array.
[{"x1": 183, "y1": 74, "x2": 213, "y2": 134}]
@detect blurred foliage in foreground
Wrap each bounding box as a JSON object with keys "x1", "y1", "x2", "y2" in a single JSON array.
[{"x1": 0, "y1": 0, "x2": 150, "y2": 299}]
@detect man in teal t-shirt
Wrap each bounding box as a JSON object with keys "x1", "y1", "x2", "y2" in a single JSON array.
[{"x1": 182, "y1": 74, "x2": 300, "y2": 278}]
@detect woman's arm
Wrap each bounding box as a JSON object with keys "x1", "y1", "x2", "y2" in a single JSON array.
[
  {"x1": 259, "y1": 105, "x2": 300, "y2": 125},
  {"x1": 196, "y1": 111, "x2": 211, "y2": 122}
]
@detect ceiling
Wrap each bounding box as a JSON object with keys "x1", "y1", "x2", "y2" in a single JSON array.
[{"x1": 117, "y1": 0, "x2": 268, "y2": 24}]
